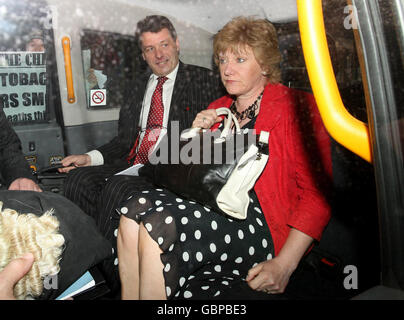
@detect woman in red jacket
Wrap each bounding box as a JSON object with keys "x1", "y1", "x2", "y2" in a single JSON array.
[{"x1": 116, "y1": 16, "x2": 332, "y2": 299}]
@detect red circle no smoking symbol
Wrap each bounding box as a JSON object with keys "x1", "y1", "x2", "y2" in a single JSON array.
[{"x1": 92, "y1": 90, "x2": 105, "y2": 105}]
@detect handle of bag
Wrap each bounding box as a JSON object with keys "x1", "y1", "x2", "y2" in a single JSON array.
[
  {"x1": 181, "y1": 107, "x2": 240, "y2": 139},
  {"x1": 216, "y1": 107, "x2": 241, "y2": 138}
]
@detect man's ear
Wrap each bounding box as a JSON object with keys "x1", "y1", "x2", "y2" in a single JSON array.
[{"x1": 176, "y1": 38, "x2": 180, "y2": 52}]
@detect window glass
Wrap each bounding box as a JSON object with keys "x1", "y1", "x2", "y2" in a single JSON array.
[
  {"x1": 80, "y1": 29, "x2": 145, "y2": 109},
  {"x1": 276, "y1": 21, "x2": 311, "y2": 92},
  {"x1": 379, "y1": 0, "x2": 404, "y2": 155},
  {"x1": 320, "y1": 0, "x2": 380, "y2": 292},
  {"x1": 323, "y1": 0, "x2": 368, "y2": 122},
  {"x1": 0, "y1": 0, "x2": 53, "y2": 124},
  {"x1": 0, "y1": 51, "x2": 47, "y2": 122}
]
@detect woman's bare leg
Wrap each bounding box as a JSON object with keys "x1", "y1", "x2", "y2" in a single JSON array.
[
  {"x1": 118, "y1": 216, "x2": 166, "y2": 300},
  {"x1": 117, "y1": 216, "x2": 140, "y2": 299},
  {"x1": 138, "y1": 223, "x2": 166, "y2": 300}
]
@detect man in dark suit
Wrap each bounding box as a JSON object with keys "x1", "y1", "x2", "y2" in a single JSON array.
[
  {"x1": 59, "y1": 15, "x2": 224, "y2": 295},
  {"x1": 0, "y1": 108, "x2": 42, "y2": 192}
]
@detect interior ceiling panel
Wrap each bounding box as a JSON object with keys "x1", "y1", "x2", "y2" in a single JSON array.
[{"x1": 118, "y1": 0, "x2": 298, "y2": 33}]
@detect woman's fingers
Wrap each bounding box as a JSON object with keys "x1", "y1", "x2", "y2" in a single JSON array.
[{"x1": 192, "y1": 109, "x2": 219, "y2": 129}]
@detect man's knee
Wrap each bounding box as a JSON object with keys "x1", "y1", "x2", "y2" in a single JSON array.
[
  {"x1": 65, "y1": 166, "x2": 110, "y2": 196},
  {"x1": 99, "y1": 175, "x2": 143, "y2": 208},
  {"x1": 65, "y1": 166, "x2": 97, "y2": 185},
  {"x1": 101, "y1": 175, "x2": 127, "y2": 194},
  {"x1": 64, "y1": 167, "x2": 87, "y2": 192}
]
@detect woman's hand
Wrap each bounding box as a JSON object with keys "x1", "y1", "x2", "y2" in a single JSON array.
[
  {"x1": 246, "y1": 256, "x2": 295, "y2": 294},
  {"x1": 246, "y1": 228, "x2": 314, "y2": 294},
  {"x1": 192, "y1": 109, "x2": 222, "y2": 129}
]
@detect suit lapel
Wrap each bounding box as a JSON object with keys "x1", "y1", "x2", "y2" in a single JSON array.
[
  {"x1": 131, "y1": 70, "x2": 151, "y2": 129},
  {"x1": 169, "y1": 61, "x2": 188, "y2": 120}
]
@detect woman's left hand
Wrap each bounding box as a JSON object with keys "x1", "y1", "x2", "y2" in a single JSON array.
[
  {"x1": 246, "y1": 228, "x2": 314, "y2": 294},
  {"x1": 245, "y1": 256, "x2": 295, "y2": 294},
  {"x1": 192, "y1": 109, "x2": 222, "y2": 129}
]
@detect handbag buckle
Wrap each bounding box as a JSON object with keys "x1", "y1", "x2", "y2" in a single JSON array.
[{"x1": 256, "y1": 131, "x2": 270, "y2": 160}]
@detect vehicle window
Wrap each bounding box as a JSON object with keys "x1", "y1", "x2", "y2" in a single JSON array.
[
  {"x1": 0, "y1": 50, "x2": 47, "y2": 123},
  {"x1": 377, "y1": 0, "x2": 404, "y2": 289},
  {"x1": 276, "y1": 21, "x2": 311, "y2": 92},
  {"x1": 0, "y1": 0, "x2": 56, "y2": 125},
  {"x1": 323, "y1": 0, "x2": 368, "y2": 122},
  {"x1": 379, "y1": 0, "x2": 404, "y2": 154},
  {"x1": 80, "y1": 29, "x2": 144, "y2": 109},
  {"x1": 318, "y1": 0, "x2": 381, "y2": 293}
]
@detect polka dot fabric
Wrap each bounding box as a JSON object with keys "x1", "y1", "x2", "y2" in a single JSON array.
[{"x1": 118, "y1": 188, "x2": 274, "y2": 299}]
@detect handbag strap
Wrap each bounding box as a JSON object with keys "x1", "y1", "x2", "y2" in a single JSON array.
[
  {"x1": 215, "y1": 107, "x2": 241, "y2": 138},
  {"x1": 258, "y1": 130, "x2": 269, "y2": 144}
]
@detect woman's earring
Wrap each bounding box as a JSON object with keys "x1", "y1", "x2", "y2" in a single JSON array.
[{"x1": 261, "y1": 71, "x2": 267, "y2": 76}]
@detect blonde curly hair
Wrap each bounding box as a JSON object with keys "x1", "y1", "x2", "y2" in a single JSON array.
[{"x1": 0, "y1": 202, "x2": 65, "y2": 300}]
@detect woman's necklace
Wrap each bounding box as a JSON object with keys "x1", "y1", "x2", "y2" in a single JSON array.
[{"x1": 230, "y1": 90, "x2": 264, "y2": 122}]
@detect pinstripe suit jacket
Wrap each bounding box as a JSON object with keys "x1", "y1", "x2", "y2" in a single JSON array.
[
  {"x1": 0, "y1": 108, "x2": 32, "y2": 186},
  {"x1": 97, "y1": 61, "x2": 224, "y2": 165}
]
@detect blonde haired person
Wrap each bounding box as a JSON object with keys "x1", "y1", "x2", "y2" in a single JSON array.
[{"x1": 0, "y1": 202, "x2": 64, "y2": 299}]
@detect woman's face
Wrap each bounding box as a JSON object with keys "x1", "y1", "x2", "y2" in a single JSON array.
[{"x1": 218, "y1": 45, "x2": 266, "y2": 98}]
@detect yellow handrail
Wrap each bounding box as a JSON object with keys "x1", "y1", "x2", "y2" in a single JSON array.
[
  {"x1": 61, "y1": 36, "x2": 76, "y2": 104},
  {"x1": 297, "y1": 0, "x2": 372, "y2": 163}
]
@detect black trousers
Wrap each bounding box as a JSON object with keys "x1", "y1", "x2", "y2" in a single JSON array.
[{"x1": 64, "y1": 165, "x2": 152, "y2": 298}]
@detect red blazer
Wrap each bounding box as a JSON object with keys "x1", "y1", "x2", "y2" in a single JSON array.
[{"x1": 208, "y1": 83, "x2": 332, "y2": 254}]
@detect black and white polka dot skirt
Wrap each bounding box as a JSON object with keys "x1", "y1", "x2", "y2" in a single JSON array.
[{"x1": 118, "y1": 188, "x2": 274, "y2": 299}]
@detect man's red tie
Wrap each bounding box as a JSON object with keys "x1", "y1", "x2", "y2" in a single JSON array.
[{"x1": 129, "y1": 76, "x2": 168, "y2": 165}]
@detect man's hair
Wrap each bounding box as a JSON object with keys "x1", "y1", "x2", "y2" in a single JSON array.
[{"x1": 135, "y1": 15, "x2": 177, "y2": 47}]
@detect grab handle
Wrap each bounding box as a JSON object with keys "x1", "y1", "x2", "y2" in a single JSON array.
[
  {"x1": 61, "y1": 36, "x2": 76, "y2": 104},
  {"x1": 297, "y1": 0, "x2": 372, "y2": 163}
]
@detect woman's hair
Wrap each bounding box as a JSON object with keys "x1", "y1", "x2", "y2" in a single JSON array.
[
  {"x1": 0, "y1": 202, "x2": 64, "y2": 300},
  {"x1": 213, "y1": 16, "x2": 282, "y2": 83},
  {"x1": 135, "y1": 15, "x2": 177, "y2": 47}
]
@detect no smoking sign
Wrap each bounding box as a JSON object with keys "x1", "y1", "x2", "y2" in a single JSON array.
[{"x1": 90, "y1": 89, "x2": 107, "y2": 106}]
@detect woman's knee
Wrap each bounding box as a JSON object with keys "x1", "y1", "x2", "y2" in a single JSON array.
[
  {"x1": 138, "y1": 223, "x2": 162, "y2": 259},
  {"x1": 117, "y1": 216, "x2": 140, "y2": 250}
]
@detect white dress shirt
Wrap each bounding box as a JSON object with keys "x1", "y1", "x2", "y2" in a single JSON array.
[{"x1": 87, "y1": 63, "x2": 179, "y2": 166}]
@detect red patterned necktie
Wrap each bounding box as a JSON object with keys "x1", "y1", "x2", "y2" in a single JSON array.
[{"x1": 130, "y1": 76, "x2": 168, "y2": 165}]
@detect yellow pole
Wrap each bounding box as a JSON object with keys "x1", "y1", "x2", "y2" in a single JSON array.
[
  {"x1": 62, "y1": 36, "x2": 76, "y2": 104},
  {"x1": 297, "y1": 0, "x2": 372, "y2": 163}
]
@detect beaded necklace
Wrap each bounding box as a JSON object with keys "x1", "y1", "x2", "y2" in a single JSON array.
[{"x1": 230, "y1": 90, "x2": 264, "y2": 122}]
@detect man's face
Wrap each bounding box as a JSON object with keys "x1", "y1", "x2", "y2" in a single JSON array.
[{"x1": 140, "y1": 28, "x2": 180, "y2": 76}]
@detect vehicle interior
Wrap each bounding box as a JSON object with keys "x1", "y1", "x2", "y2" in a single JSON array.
[{"x1": 0, "y1": 0, "x2": 403, "y2": 300}]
